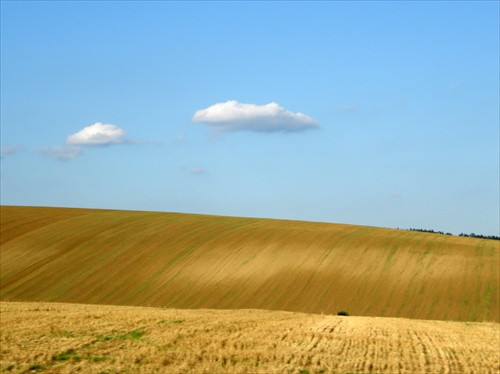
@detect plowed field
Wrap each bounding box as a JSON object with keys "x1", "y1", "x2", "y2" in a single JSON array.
[
  {"x1": 1, "y1": 206, "x2": 499, "y2": 322},
  {"x1": 1, "y1": 301, "x2": 498, "y2": 374}
]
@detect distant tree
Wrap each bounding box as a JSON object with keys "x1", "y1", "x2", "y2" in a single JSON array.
[
  {"x1": 407, "y1": 228, "x2": 499, "y2": 240},
  {"x1": 459, "y1": 233, "x2": 499, "y2": 240}
]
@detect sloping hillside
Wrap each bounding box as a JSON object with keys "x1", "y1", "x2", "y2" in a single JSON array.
[{"x1": 1, "y1": 206, "x2": 498, "y2": 322}]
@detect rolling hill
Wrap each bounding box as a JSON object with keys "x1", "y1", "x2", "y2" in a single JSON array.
[{"x1": 1, "y1": 205, "x2": 498, "y2": 322}]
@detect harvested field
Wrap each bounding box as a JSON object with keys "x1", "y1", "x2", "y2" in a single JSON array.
[
  {"x1": 1, "y1": 206, "x2": 499, "y2": 322},
  {"x1": 1, "y1": 301, "x2": 498, "y2": 374}
]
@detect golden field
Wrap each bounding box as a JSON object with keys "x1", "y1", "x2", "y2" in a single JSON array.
[
  {"x1": 1, "y1": 206, "x2": 500, "y2": 373},
  {"x1": 1, "y1": 205, "x2": 498, "y2": 322},
  {"x1": 1, "y1": 301, "x2": 499, "y2": 374}
]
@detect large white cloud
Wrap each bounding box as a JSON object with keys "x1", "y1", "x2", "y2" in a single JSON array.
[
  {"x1": 66, "y1": 122, "x2": 128, "y2": 145},
  {"x1": 192, "y1": 100, "x2": 319, "y2": 133}
]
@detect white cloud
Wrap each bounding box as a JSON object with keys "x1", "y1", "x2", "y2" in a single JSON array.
[
  {"x1": 66, "y1": 122, "x2": 128, "y2": 146},
  {"x1": 192, "y1": 100, "x2": 319, "y2": 133},
  {"x1": 36, "y1": 122, "x2": 139, "y2": 161},
  {"x1": 190, "y1": 167, "x2": 207, "y2": 175},
  {"x1": 1, "y1": 145, "x2": 25, "y2": 157},
  {"x1": 337, "y1": 104, "x2": 359, "y2": 112},
  {"x1": 38, "y1": 145, "x2": 83, "y2": 161},
  {"x1": 174, "y1": 134, "x2": 186, "y2": 143}
]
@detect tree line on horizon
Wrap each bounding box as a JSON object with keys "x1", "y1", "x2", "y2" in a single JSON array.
[{"x1": 405, "y1": 228, "x2": 499, "y2": 241}]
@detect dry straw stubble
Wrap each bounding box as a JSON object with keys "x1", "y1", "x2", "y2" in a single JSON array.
[{"x1": 1, "y1": 302, "x2": 499, "y2": 374}]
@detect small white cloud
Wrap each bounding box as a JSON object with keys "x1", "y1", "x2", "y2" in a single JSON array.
[
  {"x1": 337, "y1": 104, "x2": 359, "y2": 112},
  {"x1": 192, "y1": 100, "x2": 319, "y2": 133},
  {"x1": 1, "y1": 145, "x2": 25, "y2": 157},
  {"x1": 38, "y1": 145, "x2": 83, "y2": 161},
  {"x1": 38, "y1": 122, "x2": 141, "y2": 161},
  {"x1": 66, "y1": 122, "x2": 128, "y2": 146},
  {"x1": 174, "y1": 134, "x2": 186, "y2": 143},
  {"x1": 191, "y1": 167, "x2": 207, "y2": 175}
]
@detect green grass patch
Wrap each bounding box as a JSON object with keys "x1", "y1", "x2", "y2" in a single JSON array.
[
  {"x1": 52, "y1": 348, "x2": 77, "y2": 361},
  {"x1": 484, "y1": 285, "x2": 491, "y2": 307},
  {"x1": 52, "y1": 348, "x2": 110, "y2": 363},
  {"x1": 84, "y1": 355, "x2": 109, "y2": 362},
  {"x1": 54, "y1": 330, "x2": 78, "y2": 338},
  {"x1": 120, "y1": 329, "x2": 144, "y2": 340},
  {"x1": 97, "y1": 329, "x2": 145, "y2": 341}
]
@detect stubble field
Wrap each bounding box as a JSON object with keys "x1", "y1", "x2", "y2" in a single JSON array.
[{"x1": 1, "y1": 301, "x2": 499, "y2": 374}]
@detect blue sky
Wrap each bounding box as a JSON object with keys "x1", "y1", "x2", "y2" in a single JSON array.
[{"x1": 1, "y1": 1, "x2": 499, "y2": 235}]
